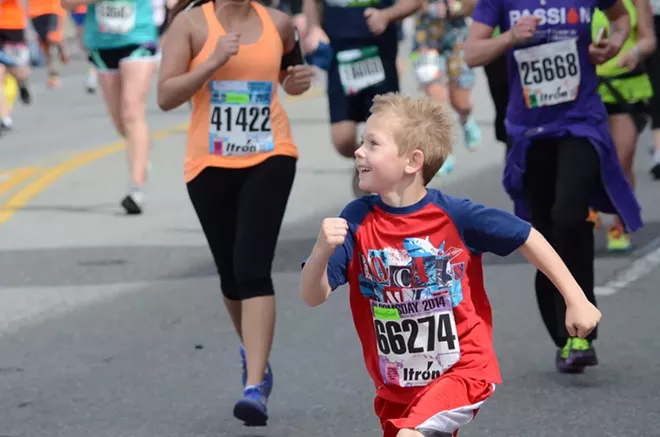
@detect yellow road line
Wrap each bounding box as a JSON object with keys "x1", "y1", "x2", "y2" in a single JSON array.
[
  {"x1": 0, "y1": 59, "x2": 413, "y2": 226},
  {"x1": 0, "y1": 85, "x2": 329, "y2": 226},
  {"x1": 0, "y1": 123, "x2": 187, "y2": 225},
  {"x1": 0, "y1": 168, "x2": 40, "y2": 197}
]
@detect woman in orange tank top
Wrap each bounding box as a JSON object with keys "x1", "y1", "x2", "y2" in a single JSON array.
[{"x1": 157, "y1": 0, "x2": 312, "y2": 426}]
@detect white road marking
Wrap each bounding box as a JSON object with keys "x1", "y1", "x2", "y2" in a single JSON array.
[{"x1": 595, "y1": 237, "x2": 660, "y2": 296}]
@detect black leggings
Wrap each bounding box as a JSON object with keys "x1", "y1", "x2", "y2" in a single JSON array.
[
  {"x1": 484, "y1": 54, "x2": 509, "y2": 145},
  {"x1": 524, "y1": 136, "x2": 600, "y2": 348},
  {"x1": 187, "y1": 156, "x2": 296, "y2": 301},
  {"x1": 645, "y1": 16, "x2": 660, "y2": 130}
]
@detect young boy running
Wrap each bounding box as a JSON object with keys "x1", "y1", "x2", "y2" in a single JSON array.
[{"x1": 300, "y1": 93, "x2": 602, "y2": 437}]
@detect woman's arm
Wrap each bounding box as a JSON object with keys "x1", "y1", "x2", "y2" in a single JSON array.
[
  {"x1": 273, "y1": 9, "x2": 313, "y2": 95},
  {"x1": 631, "y1": 0, "x2": 656, "y2": 59},
  {"x1": 157, "y1": 12, "x2": 225, "y2": 110},
  {"x1": 464, "y1": 21, "x2": 513, "y2": 67}
]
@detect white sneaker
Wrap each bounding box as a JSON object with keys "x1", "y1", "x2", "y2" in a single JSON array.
[
  {"x1": 121, "y1": 188, "x2": 144, "y2": 215},
  {"x1": 1, "y1": 116, "x2": 13, "y2": 130},
  {"x1": 86, "y1": 70, "x2": 97, "y2": 94}
]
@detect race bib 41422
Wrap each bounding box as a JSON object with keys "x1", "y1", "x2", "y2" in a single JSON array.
[
  {"x1": 373, "y1": 292, "x2": 460, "y2": 388},
  {"x1": 96, "y1": 0, "x2": 136, "y2": 34},
  {"x1": 208, "y1": 80, "x2": 274, "y2": 157},
  {"x1": 337, "y1": 46, "x2": 386, "y2": 96},
  {"x1": 514, "y1": 38, "x2": 581, "y2": 109}
]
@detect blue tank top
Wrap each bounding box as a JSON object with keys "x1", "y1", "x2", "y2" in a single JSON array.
[
  {"x1": 323, "y1": 0, "x2": 397, "y2": 41},
  {"x1": 84, "y1": 0, "x2": 158, "y2": 50},
  {"x1": 471, "y1": 0, "x2": 616, "y2": 130}
]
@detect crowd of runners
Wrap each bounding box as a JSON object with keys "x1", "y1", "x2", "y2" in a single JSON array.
[{"x1": 1, "y1": 0, "x2": 659, "y2": 433}]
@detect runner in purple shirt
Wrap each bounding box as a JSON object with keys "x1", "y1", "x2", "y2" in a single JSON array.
[{"x1": 463, "y1": 0, "x2": 642, "y2": 373}]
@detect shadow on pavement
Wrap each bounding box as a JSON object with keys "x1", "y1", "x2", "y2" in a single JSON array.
[{"x1": 0, "y1": 220, "x2": 658, "y2": 288}]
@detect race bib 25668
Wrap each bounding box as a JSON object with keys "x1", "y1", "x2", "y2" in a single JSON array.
[{"x1": 514, "y1": 38, "x2": 581, "y2": 109}]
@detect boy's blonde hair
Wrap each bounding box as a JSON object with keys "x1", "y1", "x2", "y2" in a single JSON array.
[{"x1": 370, "y1": 93, "x2": 455, "y2": 184}]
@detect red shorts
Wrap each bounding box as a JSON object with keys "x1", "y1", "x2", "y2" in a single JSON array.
[{"x1": 374, "y1": 374, "x2": 495, "y2": 437}]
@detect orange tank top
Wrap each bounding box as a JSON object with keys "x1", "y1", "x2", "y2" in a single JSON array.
[
  {"x1": 184, "y1": 1, "x2": 297, "y2": 183},
  {"x1": 27, "y1": 0, "x2": 65, "y2": 17},
  {"x1": 0, "y1": 0, "x2": 27, "y2": 30}
]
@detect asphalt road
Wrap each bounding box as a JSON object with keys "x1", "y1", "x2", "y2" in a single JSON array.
[{"x1": 1, "y1": 44, "x2": 660, "y2": 437}]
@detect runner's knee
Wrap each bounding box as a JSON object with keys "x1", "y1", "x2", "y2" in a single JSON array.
[
  {"x1": 331, "y1": 122, "x2": 359, "y2": 158},
  {"x1": 120, "y1": 95, "x2": 145, "y2": 124},
  {"x1": 234, "y1": 276, "x2": 275, "y2": 300},
  {"x1": 334, "y1": 140, "x2": 357, "y2": 158},
  {"x1": 219, "y1": 276, "x2": 240, "y2": 301},
  {"x1": 551, "y1": 179, "x2": 593, "y2": 227},
  {"x1": 450, "y1": 97, "x2": 472, "y2": 120},
  {"x1": 219, "y1": 264, "x2": 271, "y2": 301},
  {"x1": 11, "y1": 66, "x2": 31, "y2": 82},
  {"x1": 217, "y1": 253, "x2": 275, "y2": 300}
]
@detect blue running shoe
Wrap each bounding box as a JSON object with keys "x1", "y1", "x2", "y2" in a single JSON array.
[
  {"x1": 437, "y1": 154, "x2": 456, "y2": 177},
  {"x1": 234, "y1": 383, "x2": 268, "y2": 426},
  {"x1": 463, "y1": 117, "x2": 481, "y2": 150},
  {"x1": 239, "y1": 345, "x2": 273, "y2": 396}
]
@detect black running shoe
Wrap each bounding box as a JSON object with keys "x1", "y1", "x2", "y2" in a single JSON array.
[
  {"x1": 651, "y1": 163, "x2": 660, "y2": 181},
  {"x1": 18, "y1": 84, "x2": 31, "y2": 105},
  {"x1": 121, "y1": 193, "x2": 143, "y2": 215}
]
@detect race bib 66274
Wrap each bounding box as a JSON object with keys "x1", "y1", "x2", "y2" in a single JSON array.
[{"x1": 373, "y1": 291, "x2": 460, "y2": 387}]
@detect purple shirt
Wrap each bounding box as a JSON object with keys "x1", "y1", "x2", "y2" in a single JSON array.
[
  {"x1": 472, "y1": 0, "x2": 616, "y2": 127},
  {"x1": 471, "y1": 0, "x2": 643, "y2": 232}
]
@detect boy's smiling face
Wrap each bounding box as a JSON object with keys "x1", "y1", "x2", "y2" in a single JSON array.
[
  {"x1": 355, "y1": 112, "x2": 424, "y2": 196},
  {"x1": 355, "y1": 112, "x2": 418, "y2": 195}
]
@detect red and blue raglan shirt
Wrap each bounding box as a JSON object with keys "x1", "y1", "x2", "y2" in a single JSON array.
[{"x1": 323, "y1": 189, "x2": 532, "y2": 404}]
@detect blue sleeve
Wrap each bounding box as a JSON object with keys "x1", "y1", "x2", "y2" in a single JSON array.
[
  {"x1": 326, "y1": 229, "x2": 352, "y2": 291},
  {"x1": 437, "y1": 194, "x2": 532, "y2": 256},
  {"x1": 597, "y1": 0, "x2": 617, "y2": 12},
  {"x1": 471, "y1": 0, "x2": 503, "y2": 29},
  {"x1": 302, "y1": 197, "x2": 373, "y2": 291}
]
